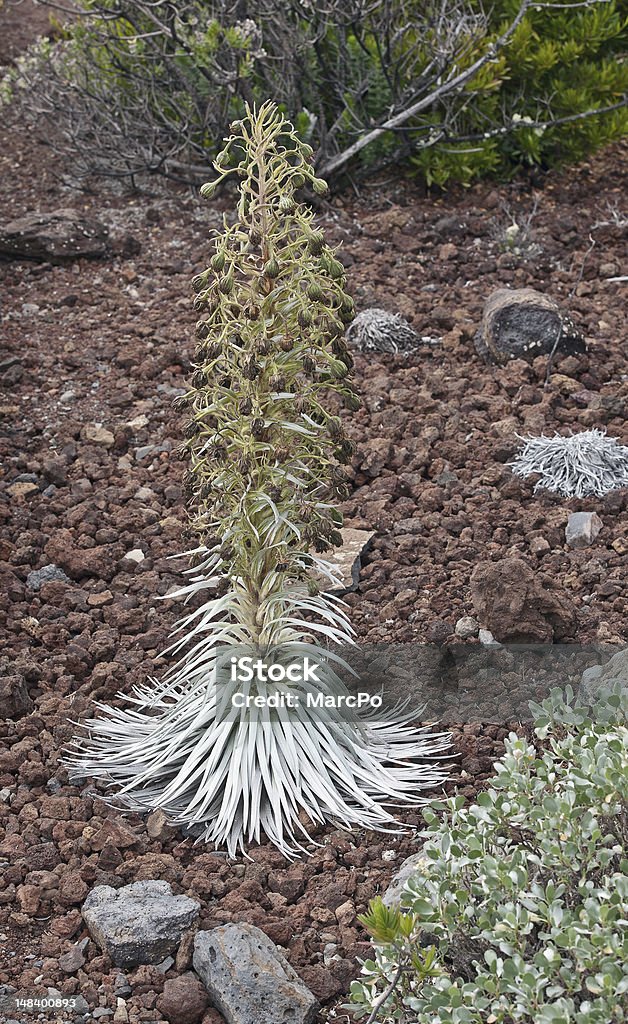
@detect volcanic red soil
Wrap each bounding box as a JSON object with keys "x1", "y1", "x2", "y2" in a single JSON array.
[{"x1": 0, "y1": 7, "x2": 627, "y2": 1024}]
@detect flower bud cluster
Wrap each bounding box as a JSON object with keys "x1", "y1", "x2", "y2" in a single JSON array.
[{"x1": 179, "y1": 102, "x2": 359, "y2": 592}]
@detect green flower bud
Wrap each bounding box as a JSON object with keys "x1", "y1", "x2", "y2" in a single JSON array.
[
  {"x1": 307, "y1": 231, "x2": 325, "y2": 256},
  {"x1": 192, "y1": 272, "x2": 209, "y2": 294},
  {"x1": 218, "y1": 273, "x2": 234, "y2": 295},
  {"x1": 312, "y1": 177, "x2": 329, "y2": 195},
  {"x1": 200, "y1": 180, "x2": 218, "y2": 199},
  {"x1": 307, "y1": 283, "x2": 324, "y2": 302},
  {"x1": 329, "y1": 356, "x2": 349, "y2": 379},
  {"x1": 211, "y1": 251, "x2": 226, "y2": 272},
  {"x1": 335, "y1": 439, "x2": 354, "y2": 463},
  {"x1": 298, "y1": 309, "x2": 313, "y2": 328},
  {"x1": 278, "y1": 194, "x2": 295, "y2": 214},
  {"x1": 264, "y1": 256, "x2": 280, "y2": 278},
  {"x1": 292, "y1": 173, "x2": 305, "y2": 189},
  {"x1": 327, "y1": 416, "x2": 343, "y2": 441},
  {"x1": 195, "y1": 320, "x2": 211, "y2": 340}
]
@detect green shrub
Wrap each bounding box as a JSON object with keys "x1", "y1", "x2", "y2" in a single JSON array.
[
  {"x1": 3, "y1": 0, "x2": 626, "y2": 186},
  {"x1": 351, "y1": 685, "x2": 628, "y2": 1023}
]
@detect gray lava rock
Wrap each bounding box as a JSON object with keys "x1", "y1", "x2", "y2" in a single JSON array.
[
  {"x1": 382, "y1": 851, "x2": 431, "y2": 907},
  {"x1": 454, "y1": 615, "x2": 479, "y2": 639},
  {"x1": 193, "y1": 924, "x2": 319, "y2": 1024},
  {"x1": 565, "y1": 511, "x2": 603, "y2": 549},
  {"x1": 0, "y1": 208, "x2": 110, "y2": 262},
  {"x1": 0, "y1": 673, "x2": 34, "y2": 719},
  {"x1": 314, "y1": 527, "x2": 375, "y2": 596},
  {"x1": 579, "y1": 647, "x2": 628, "y2": 704},
  {"x1": 82, "y1": 881, "x2": 200, "y2": 968},
  {"x1": 58, "y1": 944, "x2": 86, "y2": 973},
  {"x1": 26, "y1": 564, "x2": 72, "y2": 591},
  {"x1": 475, "y1": 288, "x2": 585, "y2": 364}
]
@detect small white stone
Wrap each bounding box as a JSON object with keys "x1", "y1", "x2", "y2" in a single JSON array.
[
  {"x1": 455, "y1": 615, "x2": 479, "y2": 639},
  {"x1": 381, "y1": 849, "x2": 397, "y2": 862},
  {"x1": 127, "y1": 414, "x2": 149, "y2": 430},
  {"x1": 134, "y1": 486, "x2": 156, "y2": 502},
  {"x1": 479, "y1": 628, "x2": 499, "y2": 645},
  {"x1": 124, "y1": 549, "x2": 145, "y2": 563},
  {"x1": 83, "y1": 424, "x2": 115, "y2": 447}
]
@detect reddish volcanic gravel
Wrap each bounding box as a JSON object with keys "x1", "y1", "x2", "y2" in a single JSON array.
[{"x1": 1, "y1": 16, "x2": 627, "y2": 1021}]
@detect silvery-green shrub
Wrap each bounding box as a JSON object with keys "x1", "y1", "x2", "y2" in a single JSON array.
[{"x1": 351, "y1": 686, "x2": 628, "y2": 1023}]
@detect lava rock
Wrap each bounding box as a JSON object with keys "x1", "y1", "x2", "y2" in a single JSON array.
[
  {"x1": 0, "y1": 672, "x2": 34, "y2": 719},
  {"x1": 58, "y1": 944, "x2": 86, "y2": 973},
  {"x1": 82, "y1": 425, "x2": 115, "y2": 447},
  {"x1": 475, "y1": 288, "x2": 586, "y2": 364},
  {"x1": 26, "y1": 564, "x2": 72, "y2": 591},
  {"x1": 313, "y1": 528, "x2": 375, "y2": 596},
  {"x1": 454, "y1": 615, "x2": 479, "y2": 639},
  {"x1": 565, "y1": 512, "x2": 603, "y2": 549},
  {"x1": 0, "y1": 208, "x2": 109, "y2": 262},
  {"x1": 579, "y1": 647, "x2": 628, "y2": 704},
  {"x1": 45, "y1": 530, "x2": 110, "y2": 581},
  {"x1": 470, "y1": 556, "x2": 577, "y2": 642},
  {"x1": 82, "y1": 881, "x2": 200, "y2": 968},
  {"x1": 382, "y1": 851, "x2": 431, "y2": 907},
  {"x1": 193, "y1": 924, "x2": 319, "y2": 1024},
  {"x1": 156, "y1": 973, "x2": 209, "y2": 1024}
]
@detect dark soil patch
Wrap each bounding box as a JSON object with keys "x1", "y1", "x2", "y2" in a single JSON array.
[
  {"x1": 0, "y1": 12, "x2": 627, "y2": 1024},
  {"x1": 0, "y1": 0, "x2": 58, "y2": 66}
]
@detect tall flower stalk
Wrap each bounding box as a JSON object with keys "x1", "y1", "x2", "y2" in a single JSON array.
[{"x1": 67, "y1": 103, "x2": 450, "y2": 858}]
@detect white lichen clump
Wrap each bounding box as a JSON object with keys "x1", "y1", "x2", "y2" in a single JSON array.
[
  {"x1": 510, "y1": 429, "x2": 628, "y2": 497},
  {"x1": 346, "y1": 308, "x2": 421, "y2": 354}
]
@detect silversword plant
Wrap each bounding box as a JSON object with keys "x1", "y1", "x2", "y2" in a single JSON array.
[
  {"x1": 67, "y1": 103, "x2": 449, "y2": 857},
  {"x1": 510, "y1": 428, "x2": 628, "y2": 498}
]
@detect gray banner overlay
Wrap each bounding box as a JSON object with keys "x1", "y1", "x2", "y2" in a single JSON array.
[{"x1": 214, "y1": 643, "x2": 627, "y2": 725}]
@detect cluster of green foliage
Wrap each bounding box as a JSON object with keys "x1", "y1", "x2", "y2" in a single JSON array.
[
  {"x1": 4, "y1": 0, "x2": 626, "y2": 186},
  {"x1": 350, "y1": 685, "x2": 628, "y2": 1023}
]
